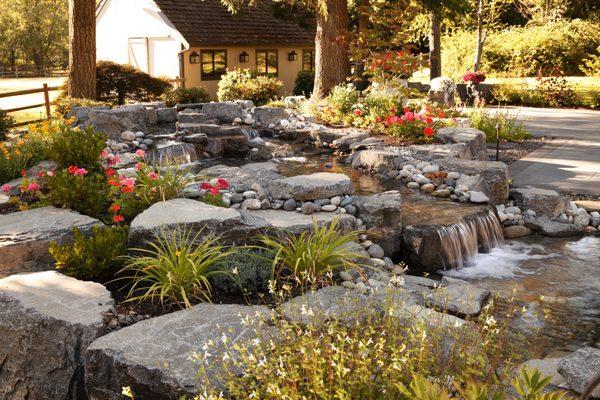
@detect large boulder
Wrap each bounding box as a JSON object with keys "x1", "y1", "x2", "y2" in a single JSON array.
[
  {"x1": 437, "y1": 158, "x2": 509, "y2": 204},
  {"x1": 540, "y1": 220, "x2": 584, "y2": 237},
  {"x1": 201, "y1": 102, "x2": 243, "y2": 123},
  {"x1": 198, "y1": 162, "x2": 282, "y2": 192},
  {"x1": 68, "y1": 105, "x2": 111, "y2": 126},
  {"x1": 426, "y1": 281, "x2": 490, "y2": 317},
  {"x1": 435, "y1": 127, "x2": 487, "y2": 161},
  {"x1": 84, "y1": 304, "x2": 274, "y2": 399},
  {"x1": 252, "y1": 106, "x2": 290, "y2": 126},
  {"x1": 350, "y1": 148, "x2": 413, "y2": 172},
  {"x1": 509, "y1": 187, "x2": 567, "y2": 218},
  {"x1": 557, "y1": 347, "x2": 600, "y2": 398},
  {"x1": 331, "y1": 129, "x2": 371, "y2": 152},
  {"x1": 0, "y1": 207, "x2": 103, "y2": 277},
  {"x1": 0, "y1": 271, "x2": 113, "y2": 399},
  {"x1": 409, "y1": 143, "x2": 471, "y2": 161},
  {"x1": 268, "y1": 172, "x2": 354, "y2": 201},
  {"x1": 83, "y1": 105, "x2": 151, "y2": 139},
  {"x1": 354, "y1": 191, "x2": 403, "y2": 257}
]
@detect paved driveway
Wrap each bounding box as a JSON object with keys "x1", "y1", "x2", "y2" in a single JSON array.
[{"x1": 486, "y1": 107, "x2": 600, "y2": 195}]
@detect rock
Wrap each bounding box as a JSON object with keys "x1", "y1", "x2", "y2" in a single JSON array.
[
  {"x1": 252, "y1": 106, "x2": 290, "y2": 126},
  {"x1": 198, "y1": 162, "x2": 282, "y2": 192},
  {"x1": 85, "y1": 304, "x2": 274, "y2": 399},
  {"x1": 330, "y1": 196, "x2": 342, "y2": 206},
  {"x1": 242, "y1": 198, "x2": 262, "y2": 210},
  {"x1": 277, "y1": 286, "x2": 374, "y2": 325},
  {"x1": 519, "y1": 358, "x2": 566, "y2": 389},
  {"x1": 242, "y1": 209, "x2": 357, "y2": 236},
  {"x1": 407, "y1": 181, "x2": 420, "y2": 189},
  {"x1": 503, "y1": 225, "x2": 532, "y2": 238},
  {"x1": 412, "y1": 174, "x2": 431, "y2": 185},
  {"x1": 438, "y1": 158, "x2": 509, "y2": 204},
  {"x1": 176, "y1": 112, "x2": 213, "y2": 124},
  {"x1": 83, "y1": 105, "x2": 150, "y2": 139},
  {"x1": 469, "y1": 191, "x2": 490, "y2": 203},
  {"x1": 354, "y1": 191, "x2": 403, "y2": 257},
  {"x1": 426, "y1": 282, "x2": 490, "y2": 317},
  {"x1": 509, "y1": 187, "x2": 567, "y2": 218},
  {"x1": 331, "y1": 130, "x2": 371, "y2": 152},
  {"x1": 350, "y1": 148, "x2": 413, "y2": 172},
  {"x1": 120, "y1": 130, "x2": 136, "y2": 142},
  {"x1": 435, "y1": 127, "x2": 487, "y2": 161},
  {"x1": 540, "y1": 221, "x2": 584, "y2": 237},
  {"x1": 201, "y1": 102, "x2": 243, "y2": 123},
  {"x1": 557, "y1": 347, "x2": 600, "y2": 398},
  {"x1": 283, "y1": 198, "x2": 298, "y2": 211},
  {"x1": 367, "y1": 244, "x2": 385, "y2": 259},
  {"x1": 301, "y1": 201, "x2": 316, "y2": 215},
  {"x1": 422, "y1": 164, "x2": 440, "y2": 174},
  {"x1": 67, "y1": 105, "x2": 111, "y2": 126},
  {"x1": 421, "y1": 183, "x2": 436, "y2": 194},
  {"x1": 268, "y1": 172, "x2": 354, "y2": 201},
  {"x1": 573, "y1": 213, "x2": 591, "y2": 227},
  {"x1": 0, "y1": 271, "x2": 113, "y2": 399},
  {"x1": 0, "y1": 207, "x2": 103, "y2": 277},
  {"x1": 432, "y1": 189, "x2": 451, "y2": 198},
  {"x1": 156, "y1": 107, "x2": 177, "y2": 123},
  {"x1": 321, "y1": 204, "x2": 337, "y2": 212}
]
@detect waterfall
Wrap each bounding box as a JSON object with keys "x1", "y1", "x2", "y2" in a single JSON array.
[
  {"x1": 151, "y1": 140, "x2": 198, "y2": 165},
  {"x1": 436, "y1": 210, "x2": 504, "y2": 270},
  {"x1": 241, "y1": 127, "x2": 260, "y2": 141}
]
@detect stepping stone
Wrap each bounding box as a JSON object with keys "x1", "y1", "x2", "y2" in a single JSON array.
[
  {"x1": 0, "y1": 271, "x2": 113, "y2": 399},
  {"x1": 268, "y1": 172, "x2": 354, "y2": 201},
  {"x1": 0, "y1": 207, "x2": 103, "y2": 277},
  {"x1": 85, "y1": 304, "x2": 274, "y2": 399}
]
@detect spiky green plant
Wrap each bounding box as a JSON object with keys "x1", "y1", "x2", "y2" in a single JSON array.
[
  {"x1": 118, "y1": 228, "x2": 233, "y2": 308},
  {"x1": 257, "y1": 218, "x2": 365, "y2": 289}
]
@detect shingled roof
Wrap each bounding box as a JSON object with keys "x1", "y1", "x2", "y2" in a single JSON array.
[{"x1": 154, "y1": 0, "x2": 315, "y2": 46}]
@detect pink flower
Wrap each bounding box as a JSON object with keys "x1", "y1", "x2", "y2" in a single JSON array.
[
  {"x1": 200, "y1": 182, "x2": 212, "y2": 190},
  {"x1": 120, "y1": 177, "x2": 136, "y2": 188},
  {"x1": 135, "y1": 149, "x2": 147, "y2": 158},
  {"x1": 150, "y1": 187, "x2": 157, "y2": 193},
  {"x1": 27, "y1": 182, "x2": 41, "y2": 192},
  {"x1": 113, "y1": 215, "x2": 125, "y2": 223},
  {"x1": 216, "y1": 178, "x2": 228, "y2": 190},
  {"x1": 74, "y1": 168, "x2": 88, "y2": 176},
  {"x1": 403, "y1": 111, "x2": 415, "y2": 121},
  {"x1": 147, "y1": 172, "x2": 159, "y2": 180},
  {"x1": 1, "y1": 184, "x2": 11, "y2": 194},
  {"x1": 46, "y1": 171, "x2": 54, "y2": 177},
  {"x1": 209, "y1": 186, "x2": 219, "y2": 195},
  {"x1": 100, "y1": 150, "x2": 109, "y2": 159}
]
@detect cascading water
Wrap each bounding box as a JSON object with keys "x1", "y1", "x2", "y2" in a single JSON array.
[
  {"x1": 241, "y1": 127, "x2": 260, "y2": 140},
  {"x1": 436, "y1": 210, "x2": 504, "y2": 270},
  {"x1": 150, "y1": 140, "x2": 198, "y2": 165}
]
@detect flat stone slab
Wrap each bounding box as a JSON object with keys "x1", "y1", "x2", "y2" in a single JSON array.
[
  {"x1": 0, "y1": 206, "x2": 103, "y2": 277},
  {"x1": 575, "y1": 199, "x2": 600, "y2": 212},
  {"x1": 510, "y1": 187, "x2": 567, "y2": 217},
  {"x1": 176, "y1": 122, "x2": 243, "y2": 137},
  {"x1": 198, "y1": 162, "x2": 282, "y2": 192},
  {"x1": 426, "y1": 281, "x2": 490, "y2": 317},
  {"x1": 557, "y1": 347, "x2": 600, "y2": 398},
  {"x1": 267, "y1": 172, "x2": 354, "y2": 200},
  {"x1": 0, "y1": 271, "x2": 113, "y2": 399},
  {"x1": 84, "y1": 304, "x2": 273, "y2": 399},
  {"x1": 350, "y1": 148, "x2": 414, "y2": 172},
  {"x1": 242, "y1": 209, "x2": 357, "y2": 235},
  {"x1": 409, "y1": 143, "x2": 471, "y2": 161}
]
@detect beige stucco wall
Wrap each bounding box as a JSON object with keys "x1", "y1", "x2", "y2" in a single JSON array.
[{"x1": 182, "y1": 46, "x2": 314, "y2": 100}]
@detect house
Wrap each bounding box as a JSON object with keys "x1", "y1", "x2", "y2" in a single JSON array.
[{"x1": 96, "y1": 0, "x2": 316, "y2": 98}]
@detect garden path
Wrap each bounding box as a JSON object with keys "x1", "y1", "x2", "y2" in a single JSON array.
[{"x1": 488, "y1": 106, "x2": 600, "y2": 196}]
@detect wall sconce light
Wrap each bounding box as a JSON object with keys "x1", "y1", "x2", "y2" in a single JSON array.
[
  {"x1": 189, "y1": 51, "x2": 200, "y2": 64},
  {"x1": 239, "y1": 51, "x2": 249, "y2": 63},
  {"x1": 288, "y1": 51, "x2": 297, "y2": 61}
]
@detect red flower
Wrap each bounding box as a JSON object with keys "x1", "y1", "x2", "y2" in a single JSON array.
[
  {"x1": 426, "y1": 117, "x2": 433, "y2": 125},
  {"x1": 37, "y1": 172, "x2": 44, "y2": 178},
  {"x1": 110, "y1": 203, "x2": 121, "y2": 213},
  {"x1": 108, "y1": 179, "x2": 121, "y2": 187},
  {"x1": 67, "y1": 165, "x2": 79, "y2": 175},
  {"x1": 21, "y1": 170, "x2": 28, "y2": 178},
  {"x1": 113, "y1": 215, "x2": 125, "y2": 223},
  {"x1": 209, "y1": 186, "x2": 219, "y2": 195},
  {"x1": 121, "y1": 186, "x2": 134, "y2": 194},
  {"x1": 216, "y1": 178, "x2": 229, "y2": 189},
  {"x1": 353, "y1": 109, "x2": 363, "y2": 117},
  {"x1": 424, "y1": 126, "x2": 435, "y2": 137},
  {"x1": 375, "y1": 116, "x2": 382, "y2": 123},
  {"x1": 105, "y1": 168, "x2": 117, "y2": 177},
  {"x1": 200, "y1": 182, "x2": 212, "y2": 190}
]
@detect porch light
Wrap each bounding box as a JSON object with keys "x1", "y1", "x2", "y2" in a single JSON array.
[
  {"x1": 239, "y1": 51, "x2": 249, "y2": 63},
  {"x1": 288, "y1": 51, "x2": 297, "y2": 61},
  {"x1": 189, "y1": 51, "x2": 200, "y2": 64}
]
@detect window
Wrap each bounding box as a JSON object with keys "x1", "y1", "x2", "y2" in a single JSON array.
[
  {"x1": 200, "y1": 50, "x2": 227, "y2": 80},
  {"x1": 256, "y1": 50, "x2": 278, "y2": 75},
  {"x1": 302, "y1": 49, "x2": 315, "y2": 71}
]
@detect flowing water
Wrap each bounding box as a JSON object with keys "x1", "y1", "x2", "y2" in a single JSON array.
[{"x1": 150, "y1": 140, "x2": 198, "y2": 165}]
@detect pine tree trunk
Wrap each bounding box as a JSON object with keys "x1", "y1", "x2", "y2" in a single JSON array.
[
  {"x1": 68, "y1": 0, "x2": 96, "y2": 99},
  {"x1": 473, "y1": 0, "x2": 484, "y2": 72},
  {"x1": 312, "y1": 0, "x2": 351, "y2": 99},
  {"x1": 428, "y1": 11, "x2": 442, "y2": 80}
]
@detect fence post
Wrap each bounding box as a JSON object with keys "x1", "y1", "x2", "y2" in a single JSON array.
[{"x1": 43, "y1": 83, "x2": 51, "y2": 120}]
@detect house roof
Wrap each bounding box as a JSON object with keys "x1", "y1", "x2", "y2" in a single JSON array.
[{"x1": 153, "y1": 0, "x2": 315, "y2": 47}]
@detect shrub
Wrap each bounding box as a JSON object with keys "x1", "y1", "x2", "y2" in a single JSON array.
[
  {"x1": 442, "y1": 20, "x2": 600, "y2": 78},
  {"x1": 211, "y1": 249, "x2": 272, "y2": 295},
  {"x1": 96, "y1": 60, "x2": 172, "y2": 105},
  {"x1": 118, "y1": 228, "x2": 233, "y2": 308},
  {"x1": 46, "y1": 123, "x2": 107, "y2": 172},
  {"x1": 537, "y1": 76, "x2": 577, "y2": 107},
  {"x1": 580, "y1": 51, "x2": 600, "y2": 77},
  {"x1": 470, "y1": 109, "x2": 531, "y2": 142},
  {"x1": 43, "y1": 170, "x2": 110, "y2": 219},
  {"x1": 294, "y1": 70, "x2": 315, "y2": 96},
  {"x1": 217, "y1": 69, "x2": 283, "y2": 106},
  {"x1": 159, "y1": 87, "x2": 210, "y2": 107},
  {"x1": 328, "y1": 83, "x2": 361, "y2": 114},
  {"x1": 0, "y1": 109, "x2": 15, "y2": 141},
  {"x1": 49, "y1": 225, "x2": 128, "y2": 280},
  {"x1": 257, "y1": 219, "x2": 364, "y2": 290},
  {"x1": 53, "y1": 95, "x2": 110, "y2": 119},
  {"x1": 265, "y1": 99, "x2": 286, "y2": 108}
]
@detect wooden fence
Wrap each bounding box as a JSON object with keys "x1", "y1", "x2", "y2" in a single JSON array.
[
  {"x1": 0, "y1": 66, "x2": 68, "y2": 78},
  {"x1": 0, "y1": 84, "x2": 60, "y2": 127}
]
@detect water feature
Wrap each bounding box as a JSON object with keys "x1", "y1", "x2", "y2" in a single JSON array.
[{"x1": 150, "y1": 140, "x2": 198, "y2": 165}]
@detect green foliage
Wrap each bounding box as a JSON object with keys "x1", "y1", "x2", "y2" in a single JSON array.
[
  {"x1": 294, "y1": 70, "x2": 315, "y2": 96},
  {"x1": 513, "y1": 368, "x2": 566, "y2": 400},
  {"x1": 0, "y1": 109, "x2": 15, "y2": 141},
  {"x1": 49, "y1": 225, "x2": 128, "y2": 280},
  {"x1": 159, "y1": 87, "x2": 211, "y2": 107},
  {"x1": 211, "y1": 249, "x2": 272, "y2": 295},
  {"x1": 95, "y1": 61, "x2": 172, "y2": 105},
  {"x1": 53, "y1": 95, "x2": 110, "y2": 119},
  {"x1": 119, "y1": 228, "x2": 233, "y2": 308},
  {"x1": 537, "y1": 77, "x2": 577, "y2": 107},
  {"x1": 328, "y1": 84, "x2": 361, "y2": 114},
  {"x1": 257, "y1": 219, "x2": 364, "y2": 289},
  {"x1": 580, "y1": 50, "x2": 600, "y2": 77},
  {"x1": 43, "y1": 170, "x2": 110, "y2": 219},
  {"x1": 363, "y1": 88, "x2": 405, "y2": 118},
  {"x1": 46, "y1": 123, "x2": 107, "y2": 172},
  {"x1": 442, "y1": 20, "x2": 600, "y2": 78},
  {"x1": 470, "y1": 108, "x2": 531, "y2": 142},
  {"x1": 217, "y1": 69, "x2": 283, "y2": 106},
  {"x1": 265, "y1": 99, "x2": 286, "y2": 108}
]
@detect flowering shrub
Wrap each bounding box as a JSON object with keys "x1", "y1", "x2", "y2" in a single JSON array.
[
  {"x1": 462, "y1": 71, "x2": 486, "y2": 85},
  {"x1": 46, "y1": 122, "x2": 108, "y2": 172},
  {"x1": 366, "y1": 50, "x2": 421, "y2": 83},
  {"x1": 198, "y1": 178, "x2": 228, "y2": 206},
  {"x1": 217, "y1": 69, "x2": 283, "y2": 106}
]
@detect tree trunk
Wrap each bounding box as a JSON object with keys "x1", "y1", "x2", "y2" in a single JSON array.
[
  {"x1": 312, "y1": 0, "x2": 351, "y2": 99},
  {"x1": 428, "y1": 11, "x2": 442, "y2": 80},
  {"x1": 473, "y1": 0, "x2": 484, "y2": 72},
  {"x1": 353, "y1": 0, "x2": 370, "y2": 79},
  {"x1": 68, "y1": 0, "x2": 96, "y2": 99}
]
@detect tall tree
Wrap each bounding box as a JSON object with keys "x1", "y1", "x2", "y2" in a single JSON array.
[
  {"x1": 68, "y1": 0, "x2": 96, "y2": 99},
  {"x1": 472, "y1": 0, "x2": 512, "y2": 71}
]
